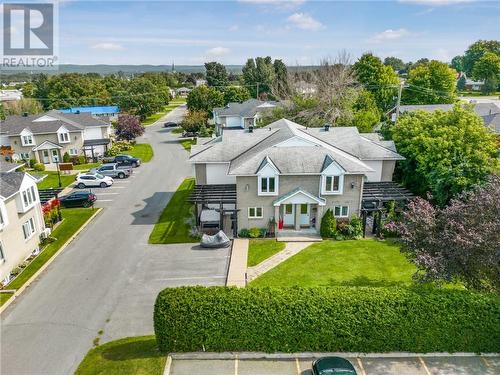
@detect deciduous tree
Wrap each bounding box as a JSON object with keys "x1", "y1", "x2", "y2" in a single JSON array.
[
  {"x1": 223, "y1": 86, "x2": 251, "y2": 105},
  {"x1": 115, "y1": 114, "x2": 144, "y2": 141},
  {"x1": 463, "y1": 39, "x2": 500, "y2": 76},
  {"x1": 472, "y1": 52, "x2": 500, "y2": 82},
  {"x1": 181, "y1": 110, "x2": 209, "y2": 133},
  {"x1": 383, "y1": 56, "x2": 405, "y2": 72},
  {"x1": 204, "y1": 62, "x2": 229, "y2": 88},
  {"x1": 186, "y1": 85, "x2": 224, "y2": 115}
]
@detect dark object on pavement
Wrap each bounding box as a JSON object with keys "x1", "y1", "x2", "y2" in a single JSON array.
[
  {"x1": 182, "y1": 131, "x2": 198, "y2": 138},
  {"x1": 59, "y1": 191, "x2": 96, "y2": 208},
  {"x1": 312, "y1": 357, "x2": 357, "y2": 375},
  {"x1": 200, "y1": 230, "x2": 231, "y2": 248},
  {"x1": 164, "y1": 121, "x2": 178, "y2": 128}
]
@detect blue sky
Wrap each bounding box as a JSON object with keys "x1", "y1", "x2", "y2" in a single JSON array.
[{"x1": 56, "y1": 0, "x2": 500, "y2": 65}]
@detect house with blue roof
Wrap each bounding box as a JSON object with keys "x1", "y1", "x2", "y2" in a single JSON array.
[{"x1": 58, "y1": 106, "x2": 120, "y2": 120}]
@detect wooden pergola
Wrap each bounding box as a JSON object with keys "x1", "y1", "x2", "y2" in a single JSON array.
[
  {"x1": 187, "y1": 184, "x2": 238, "y2": 236},
  {"x1": 361, "y1": 182, "x2": 414, "y2": 237}
]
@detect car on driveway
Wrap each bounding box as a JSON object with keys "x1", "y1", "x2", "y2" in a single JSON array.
[
  {"x1": 164, "y1": 121, "x2": 178, "y2": 128},
  {"x1": 59, "y1": 191, "x2": 97, "y2": 208},
  {"x1": 312, "y1": 357, "x2": 357, "y2": 375},
  {"x1": 103, "y1": 154, "x2": 141, "y2": 168},
  {"x1": 76, "y1": 172, "x2": 113, "y2": 188},
  {"x1": 90, "y1": 163, "x2": 131, "y2": 179}
]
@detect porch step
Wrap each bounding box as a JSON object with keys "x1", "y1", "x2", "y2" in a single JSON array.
[{"x1": 276, "y1": 230, "x2": 322, "y2": 242}]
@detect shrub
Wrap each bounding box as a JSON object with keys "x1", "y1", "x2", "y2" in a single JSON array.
[
  {"x1": 29, "y1": 158, "x2": 37, "y2": 168},
  {"x1": 238, "y1": 228, "x2": 249, "y2": 238},
  {"x1": 348, "y1": 215, "x2": 363, "y2": 239},
  {"x1": 154, "y1": 286, "x2": 500, "y2": 354},
  {"x1": 320, "y1": 209, "x2": 336, "y2": 238},
  {"x1": 62, "y1": 152, "x2": 70, "y2": 163},
  {"x1": 248, "y1": 227, "x2": 262, "y2": 238},
  {"x1": 33, "y1": 163, "x2": 45, "y2": 171}
]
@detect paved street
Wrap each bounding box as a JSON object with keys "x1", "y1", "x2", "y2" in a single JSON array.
[{"x1": 0, "y1": 106, "x2": 230, "y2": 375}]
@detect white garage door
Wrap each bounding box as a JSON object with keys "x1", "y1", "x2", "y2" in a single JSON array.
[{"x1": 225, "y1": 116, "x2": 242, "y2": 128}]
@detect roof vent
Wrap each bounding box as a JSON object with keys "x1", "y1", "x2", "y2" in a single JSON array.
[
  {"x1": 248, "y1": 125, "x2": 254, "y2": 133},
  {"x1": 22, "y1": 112, "x2": 28, "y2": 117},
  {"x1": 324, "y1": 124, "x2": 330, "y2": 132}
]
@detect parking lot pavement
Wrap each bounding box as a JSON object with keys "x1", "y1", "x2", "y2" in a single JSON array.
[{"x1": 168, "y1": 356, "x2": 500, "y2": 375}]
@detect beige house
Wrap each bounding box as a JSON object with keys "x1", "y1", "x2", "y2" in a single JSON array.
[
  {"x1": 0, "y1": 111, "x2": 112, "y2": 169},
  {"x1": 0, "y1": 162, "x2": 46, "y2": 284},
  {"x1": 190, "y1": 119, "x2": 404, "y2": 236}
]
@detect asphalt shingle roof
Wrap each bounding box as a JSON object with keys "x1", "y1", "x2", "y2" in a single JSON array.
[
  {"x1": 213, "y1": 99, "x2": 278, "y2": 117},
  {"x1": 0, "y1": 171, "x2": 25, "y2": 199}
]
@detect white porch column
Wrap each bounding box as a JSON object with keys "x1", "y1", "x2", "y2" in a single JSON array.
[
  {"x1": 316, "y1": 205, "x2": 324, "y2": 233},
  {"x1": 294, "y1": 204, "x2": 301, "y2": 231},
  {"x1": 274, "y1": 205, "x2": 279, "y2": 232}
]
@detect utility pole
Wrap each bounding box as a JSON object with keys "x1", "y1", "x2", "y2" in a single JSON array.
[{"x1": 394, "y1": 80, "x2": 404, "y2": 123}]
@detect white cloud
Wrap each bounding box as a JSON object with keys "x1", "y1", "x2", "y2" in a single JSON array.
[
  {"x1": 91, "y1": 42, "x2": 124, "y2": 51},
  {"x1": 369, "y1": 28, "x2": 411, "y2": 43},
  {"x1": 206, "y1": 46, "x2": 230, "y2": 56},
  {"x1": 228, "y1": 25, "x2": 239, "y2": 32},
  {"x1": 287, "y1": 13, "x2": 324, "y2": 31},
  {"x1": 399, "y1": 0, "x2": 474, "y2": 5}
]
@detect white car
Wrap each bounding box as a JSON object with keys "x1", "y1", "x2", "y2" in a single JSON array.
[{"x1": 76, "y1": 172, "x2": 114, "y2": 189}]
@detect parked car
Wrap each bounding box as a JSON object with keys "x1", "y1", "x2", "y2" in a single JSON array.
[
  {"x1": 164, "y1": 121, "x2": 178, "y2": 128},
  {"x1": 76, "y1": 172, "x2": 113, "y2": 188},
  {"x1": 59, "y1": 191, "x2": 96, "y2": 208},
  {"x1": 90, "y1": 163, "x2": 131, "y2": 179},
  {"x1": 104, "y1": 154, "x2": 141, "y2": 168},
  {"x1": 312, "y1": 357, "x2": 357, "y2": 375},
  {"x1": 182, "y1": 131, "x2": 198, "y2": 138}
]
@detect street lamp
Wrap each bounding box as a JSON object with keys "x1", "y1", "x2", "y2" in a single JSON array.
[{"x1": 55, "y1": 155, "x2": 62, "y2": 188}]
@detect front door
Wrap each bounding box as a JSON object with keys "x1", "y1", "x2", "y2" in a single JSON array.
[
  {"x1": 51, "y1": 149, "x2": 59, "y2": 163},
  {"x1": 300, "y1": 204, "x2": 310, "y2": 226},
  {"x1": 283, "y1": 204, "x2": 295, "y2": 227},
  {"x1": 42, "y1": 150, "x2": 50, "y2": 164}
]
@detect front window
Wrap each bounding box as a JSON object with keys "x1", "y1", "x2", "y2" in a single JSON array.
[
  {"x1": 325, "y1": 176, "x2": 340, "y2": 192},
  {"x1": 22, "y1": 218, "x2": 36, "y2": 240},
  {"x1": 334, "y1": 205, "x2": 349, "y2": 217},
  {"x1": 22, "y1": 135, "x2": 34, "y2": 146},
  {"x1": 0, "y1": 242, "x2": 5, "y2": 262},
  {"x1": 58, "y1": 132, "x2": 70, "y2": 143},
  {"x1": 260, "y1": 177, "x2": 276, "y2": 193},
  {"x1": 22, "y1": 186, "x2": 37, "y2": 209},
  {"x1": 248, "y1": 207, "x2": 263, "y2": 219},
  {"x1": 69, "y1": 148, "x2": 78, "y2": 156}
]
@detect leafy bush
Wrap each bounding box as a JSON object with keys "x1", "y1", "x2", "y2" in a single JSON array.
[
  {"x1": 348, "y1": 215, "x2": 363, "y2": 239},
  {"x1": 69, "y1": 155, "x2": 87, "y2": 165},
  {"x1": 154, "y1": 286, "x2": 500, "y2": 353},
  {"x1": 238, "y1": 228, "x2": 249, "y2": 238},
  {"x1": 320, "y1": 209, "x2": 336, "y2": 238},
  {"x1": 29, "y1": 158, "x2": 37, "y2": 168},
  {"x1": 248, "y1": 227, "x2": 263, "y2": 238},
  {"x1": 105, "y1": 141, "x2": 133, "y2": 156},
  {"x1": 62, "y1": 152, "x2": 70, "y2": 163},
  {"x1": 33, "y1": 163, "x2": 45, "y2": 171}
]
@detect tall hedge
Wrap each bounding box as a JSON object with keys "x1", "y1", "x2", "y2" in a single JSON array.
[{"x1": 154, "y1": 286, "x2": 500, "y2": 354}]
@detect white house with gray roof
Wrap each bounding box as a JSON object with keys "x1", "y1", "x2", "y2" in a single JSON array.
[
  {"x1": 213, "y1": 99, "x2": 278, "y2": 135},
  {"x1": 190, "y1": 118, "x2": 404, "y2": 234},
  {"x1": 0, "y1": 162, "x2": 46, "y2": 284},
  {"x1": 0, "y1": 110, "x2": 112, "y2": 168}
]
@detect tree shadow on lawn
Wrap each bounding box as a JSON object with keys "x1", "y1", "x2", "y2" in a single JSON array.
[
  {"x1": 331, "y1": 276, "x2": 411, "y2": 288},
  {"x1": 100, "y1": 337, "x2": 163, "y2": 361}
]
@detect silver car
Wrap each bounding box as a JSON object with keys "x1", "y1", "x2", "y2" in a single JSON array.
[{"x1": 90, "y1": 163, "x2": 131, "y2": 179}]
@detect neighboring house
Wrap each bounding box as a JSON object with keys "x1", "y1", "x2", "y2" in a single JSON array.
[
  {"x1": 58, "y1": 106, "x2": 120, "y2": 121},
  {"x1": 195, "y1": 79, "x2": 207, "y2": 87},
  {"x1": 0, "y1": 161, "x2": 46, "y2": 284},
  {"x1": 176, "y1": 87, "x2": 191, "y2": 97},
  {"x1": 458, "y1": 72, "x2": 484, "y2": 91},
  {"x1": 0, "y1": 110, "x2": 112, "y2": 168},
  {"x1": 0, "y1": 89, "x2": 23, "y2": 102},
  {"x1": 190, "y1": 118, "x2": 404, "y2": 234},
  {"x1": 397, "y1": 102, "x2": 500, "y2": 135},
  {"x1": 213, "y1": 99, "x2": 278, "y2": 135}
]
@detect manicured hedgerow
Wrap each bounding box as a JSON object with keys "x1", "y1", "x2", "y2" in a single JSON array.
[{"x1": 154, "y1": 286, "x2": 500, "y2": 354}]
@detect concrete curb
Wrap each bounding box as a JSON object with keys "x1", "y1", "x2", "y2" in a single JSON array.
[
  {"x1": 163, "y1": 355, "x2": 172, "y2": 375},
  {"x1": 0, "y1": 208, "x2": 103, "y2": 315},
  {"x1": 168, "y1": 352, "x2": 499, "y2": 360}
]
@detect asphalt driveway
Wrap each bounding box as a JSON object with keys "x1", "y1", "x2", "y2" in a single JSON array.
[{"x1": 0, "y1": 106, "x2": 232, "y2": 375}]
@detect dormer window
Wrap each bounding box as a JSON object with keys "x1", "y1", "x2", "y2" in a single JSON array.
[
  {"x1": 257, "y1": 157, "x2": 279, "y2": 196},
  {"x1": 58, "y1": 132, "x2": 70, "y2": 143},
  {"x1": 22, "y1": 135, "x2": 34, "y2": 146},
  {"x1": 260, "y1": 177, "x2": 276, "y2": 193},
  {"x1": 325, "y1": 176, "x2": 340, "y2": 193}
]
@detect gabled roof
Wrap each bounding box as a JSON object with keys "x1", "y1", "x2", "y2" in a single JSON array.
[
  {"x1": 213, "y1": 99, "x2": 277, "y2": 118},
  {"x1": 0, "y1": 160, "x2": 23, "y2": 173},
  {"x1": 0, "y1": 171, "x2": 26, "y2": 199},
  {"x1": 190, "y1": 118, "x2": 404, "y2": 176},
  {"x1": 0, "y1": 110, "x2": 110, "y2": 136},
  {"x1": 399, "y1": 103, "x2": 500, "y2": 117},
  {"x1": 483, "y1": 113, "x2": 500, "y2": 134},
  {"x1": 273, "y1": 187, "x2": 326, "y2": 206},
  {"x1": 32, "y1": 140, "x2": 62, "y2": 151}
]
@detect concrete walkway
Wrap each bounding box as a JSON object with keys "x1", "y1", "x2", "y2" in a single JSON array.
[
  {"x1": 226, "y1": 239, "x2": 248, "y2": 287},
  {"x1": 247, "y1": 242, "x2": 312, "y2": 282}
]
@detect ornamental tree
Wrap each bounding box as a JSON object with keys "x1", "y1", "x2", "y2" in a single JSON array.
[
  {"x1": 115, "y1": 114, "x2": 144, "y2": 141},
  {"x1": 186, "y1": 85, "x2": 224, "y2": 115},
  {"x1": 391, "y1": 104, "x2": 498, "y2": 206},
  {"x1": 399, "y1": 176, "x2": 500, "y2": 292}
]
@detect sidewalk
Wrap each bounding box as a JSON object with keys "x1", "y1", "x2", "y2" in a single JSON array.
[{"x1": 226, "y1": 239, "x2": 248, "y2": 287}]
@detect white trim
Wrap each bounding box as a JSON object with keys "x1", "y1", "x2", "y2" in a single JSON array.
[
  {"x1": 248, "y1": 207, "x2": 263, "y2": 219},
  {"x1": 333, "y1": 205, "x2": 349, "y2": 218},
  {"x1": 22, "y1": 217, "x2": 36, "y2": 241},
  {"x1": 258, "y1": 176, "x2": 278, "y2": 196},
  {"x1": 273, "y1": 189, "x2": 326, "y2": 207}
]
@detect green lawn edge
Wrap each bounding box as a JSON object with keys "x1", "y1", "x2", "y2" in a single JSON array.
[
  {"x1": 148, "y1": 178, "x2": 199, "y2": 244},
  {"x1": 247, "y1": 239, "x2": 286, "y2": 267},
  {"x1": 0, "y1": 293, "x2": 14, "y2": 307},
  {"x1": 75, "y1": 336, "x2": 166, "y2": 375},
  {"x1": 142, "y1": 99, "x2": 186, "y2": 126},
  {"x1": 7, "y1": 208, "x2": 98, "y2": 290},
  {"x1": 129, "y1": 143, "x2": 154, "y2": 162},
  {"x1": 179, "y1": 139, "x2": 196, "y2": 152}
]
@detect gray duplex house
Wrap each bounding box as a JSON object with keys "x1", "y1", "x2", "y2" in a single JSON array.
[{"x1": 190, "y1": 118, "x2": 404, "y2": 235}]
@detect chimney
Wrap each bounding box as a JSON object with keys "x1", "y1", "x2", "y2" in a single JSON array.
[
  {"x1": 248, "y1": 125, "x2": 254, "y2": 133},
  {"x1": 22, "y1": 112, "x2": 28, "y2": 117},
  {"x1": 324, "y1": 124, "x2": 330, "y2": 132}
]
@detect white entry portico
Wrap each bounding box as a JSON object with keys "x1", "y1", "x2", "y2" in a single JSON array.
[{"x1": 273, "y1": 188, "x2": 326, "y2": 231}]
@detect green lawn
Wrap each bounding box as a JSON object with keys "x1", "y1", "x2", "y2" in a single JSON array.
[
  {"x1": 179, "y1": 139, "x2": 196, "y2": 152},
  {"x1": 73, "y1": 162, "x2": 101, "y2": 171},
  {"x1": 8, "y1": 208, "x2": 97, "y2": 290},
  {"x1": 142, "y1": 98, "x2": 186, "y2": 126},
  {"x1": 148, "y1": 178, "x2": 198, "y2": 244},
  {"x1": 171, "y1": 127, "x2": 183, "y2": 134},
  {"x1": 247, "y1": 239, "x2": 286, "y2": 267},
  {"x1": 129, "y1": 143, "x2": 154, "y2": 162},
  {"x1": 35, "y1": 171, "x2": 76, "y2": 190},
  {"x1": 0, "y1": 293, "x2": 14, "y2": 307},
  {"x1": 75, "y1": 336, "x2": 166, "y2": 375},
  {"x1": 250, "y1": 239, "x2": 416, "y2": 287}
]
